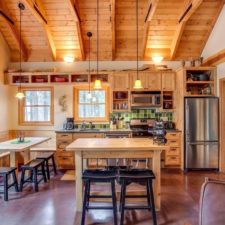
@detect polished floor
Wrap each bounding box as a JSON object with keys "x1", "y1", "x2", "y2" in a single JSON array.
[{"x1": 0, "y1": 169, "x2": 225, "y2": 225}]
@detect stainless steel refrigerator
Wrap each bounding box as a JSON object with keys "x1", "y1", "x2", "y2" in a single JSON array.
[{"x1": 184, "y1": 97, "x2": 219, "y2": 170}]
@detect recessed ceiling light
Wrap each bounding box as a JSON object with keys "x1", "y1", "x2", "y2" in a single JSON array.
[
  {"x1": 152, "y1": 56, "x2": 164, "y2": 63},
  {"x1": 64, "y1": 56, "x2": 74, "y2": 63}
]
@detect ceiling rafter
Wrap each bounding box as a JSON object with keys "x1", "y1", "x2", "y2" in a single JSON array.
[
  {"x1": 142, "y1": 0, "x2": 159, "y2": 59},
  {"x1": 67, "y1": 0, "x2": 85, "y2": 60},
  {"x1": 203, "y1": 49, "x2": 225, "y2": 67},
  {"x1": 170, "y1": 0, "x2": 203, "y2": 60},
  {"x1": 110, "y1": 0, "x2": 116, "y2": 60},
  {"x1": 22, "y1": 0, "x2": 56, "y2": 60},
  {"x1": 0, "y1": 0, "x2": 28, "y2": 60}
]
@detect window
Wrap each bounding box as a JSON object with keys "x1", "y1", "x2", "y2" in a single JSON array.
[
  {"x1": 74, "y1": 86, "x2": 109, "y2": 122},
  {"x1": 19, "y1": 87, "x2": 54, "y2": 125}
]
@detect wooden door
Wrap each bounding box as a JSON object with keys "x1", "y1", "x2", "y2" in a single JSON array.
[
  {"x1": 147, "y1": 72, "x2": 162, "y2": 90},
  {"x1": 162, "y1": 72, "x2": 176, "y2": 91}
]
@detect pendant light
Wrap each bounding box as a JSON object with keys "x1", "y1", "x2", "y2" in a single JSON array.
[
  {"x1": 87, "y1": 32, "x2": 92, "y2": 99},
  {"x1": 16, "y1": 2, "x2": 25, "y2": 99},
  {"x1": 133, "y1": 0, "x2": 143, "y2": 89},
  {"x1": 93, "y1": 0, "x2": 102, "y2": 89}
]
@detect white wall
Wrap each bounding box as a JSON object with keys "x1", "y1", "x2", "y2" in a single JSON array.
[
  {"x1": 202, "y1": 5, "x2": 225, "y2": 59},
  {"x1": 0, "y1": 33, "x2": 10, "y2": 132}
]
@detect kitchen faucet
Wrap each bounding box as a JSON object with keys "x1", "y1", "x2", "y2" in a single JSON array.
[{"x1": 81, "y1": 121, "x2": 86, "y2": 130}]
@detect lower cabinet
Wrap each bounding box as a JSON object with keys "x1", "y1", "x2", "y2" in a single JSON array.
[
  {"x1": 56, "y1": 132, "x2": 104, "y2": 169},
  {"x1": 165, "y1": 132, "x2": 181, "y2": 167}
]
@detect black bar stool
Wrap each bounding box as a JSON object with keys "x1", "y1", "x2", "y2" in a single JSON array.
[
  {"x1": 0, "y1": 167, "x2": 19, "y2": 201},
  {"x1": 36, "y1": 152, "x2": 57, "y2": 180},
  {"x1": 118, "y1": 169, "x2": 157, "y2": 225},
  {"x1": 81, "y1": 169, "x2": 118, "y2": 225},
  {"x1": 20, "y1": 159, "x2": 47, "y2": 192}
]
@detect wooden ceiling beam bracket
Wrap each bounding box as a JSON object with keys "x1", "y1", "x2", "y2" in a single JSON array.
[
  {"x1": 170, "y1": 0, "x2": 203, "y2": 60},
  {"x1": 0, "y1": 0, "x2": 28, "y2": 61},
  {"x1": 67, "y1": 0, "x2": 85, "y2": 60},
  {"x1": 142, "y1": 0, "x2": 159, "y2": 59},
  {"x1": 203, "y1": 49, "x2": 225, "y2": 66},
  {"x1": 22, "y1": 0, "x2": 56, "y2": 60}
]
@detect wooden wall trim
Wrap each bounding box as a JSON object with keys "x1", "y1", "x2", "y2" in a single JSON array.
[{"x1": 203, "y1": 49, "x2": 225, "y2": 66}]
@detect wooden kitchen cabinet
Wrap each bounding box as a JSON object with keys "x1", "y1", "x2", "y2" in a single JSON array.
[
  {"x1": 162, "y1": 72, "x2": 176, "y2": 91},
  {"x1": 112, "y1": 72, "x2": 130, "y2": 90},
  {"x1": 147, "y1": 72, "x2": 162, "y2": 90},
  {"x1": 165, "y1": 132, "x2": 181, "y2": 167}
]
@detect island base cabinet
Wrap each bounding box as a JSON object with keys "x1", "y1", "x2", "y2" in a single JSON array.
[{"x1": 165, "y1": 132, "x2": 181, "y2": 167}]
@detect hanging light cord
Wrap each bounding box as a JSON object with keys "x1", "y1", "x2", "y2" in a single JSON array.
[
  {"x1": 97, "y1": 0, "x2": 99, "y2": 77},
  {"x1": 88, "y1": 35, "x2": 91, "y2": 93},
  {"x1": 19, "y1": 3, "x2": 22, "y2": 89},
  {"x1": 136, "y1": 0, "x2": 139, "y2": 80}
]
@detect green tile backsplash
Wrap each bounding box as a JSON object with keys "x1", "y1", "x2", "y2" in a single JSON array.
[{"x1": 110, "y1": 109, "x2": 173, "y2": 122}]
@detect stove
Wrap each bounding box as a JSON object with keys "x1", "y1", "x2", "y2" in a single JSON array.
[{"x1": 130, "y1": 119, "x2": 155, "y2": 138}]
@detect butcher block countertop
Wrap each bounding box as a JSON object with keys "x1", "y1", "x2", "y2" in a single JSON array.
[{"x1": 66, "y1": 138, "x2": 169, "y2": 152}]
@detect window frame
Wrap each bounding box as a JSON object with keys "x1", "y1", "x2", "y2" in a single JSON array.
[
  {"x1": 73, "y1": 86, "x2": 109, "y2": 122},
  {"x1": 18, "y1": 87, "x2": 54, "y2": 126}
]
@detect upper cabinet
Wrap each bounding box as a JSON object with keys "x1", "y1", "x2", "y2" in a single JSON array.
[
  {"x1": 147, "y1": 72, "x2": 162, "y2": 90},
  {"x1": 112, "y1": 72, "x2": 130, "y2": 90},
  {"x1": 130, "y1": 72, "x2": 162, "y2": 91},
  {"x1": 162, "y1": 72, "x2": 176, "y2": 91}
]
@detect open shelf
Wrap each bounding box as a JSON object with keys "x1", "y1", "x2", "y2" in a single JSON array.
[
  {"x1": 50, "y1": 74, "x2": 69, "y2": 83},
  {"x1": 12, "y1": 75, "x2": 29, "y2": 84},
  {"x1": 71, "y1": 74, "x2": 88, "y2": 83},
  {"x1": 112, "y1": 91, "x2": 130, "y2": 112},
  {"x1": 31, "y1": 75, "x2": 48, "y2": 83},
  {"x1": 162, "y1": 91, "x2": 173, "y2": 110}
]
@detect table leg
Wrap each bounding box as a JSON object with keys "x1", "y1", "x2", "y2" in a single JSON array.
[
  {"x1": 152, "y1": 151, "x2": 162, "y2": 210},
  {"x1": 10, "y1": 152, "x2": 17, "y2": 167},
  {"x1": 75, "y1": 151, "x2": 83, "y2": 211},
  {"x1": 23, "y1": 149, "x2": 30, "y2": 164}
]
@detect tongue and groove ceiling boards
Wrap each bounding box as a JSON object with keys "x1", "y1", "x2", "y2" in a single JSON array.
[{"x1": 0, "y1": 0, "x2": 224, "y2": 62}]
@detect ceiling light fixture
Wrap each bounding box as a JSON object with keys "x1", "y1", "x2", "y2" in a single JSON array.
[
  {"x1": 152, "y1": 56, "x2": 164, "y2": 64},
  {"x1": 93, "y1": 0, "x2": 102, "y2": 89},
  {"x1": 87, "y1": 31, "x2": 92, "y2": 99},
  {"x1": 64, "y1": 56, "x2": 74, "y2": 63},
  {"x1": 16, "y1": 2, "x2": 25, "y2": 99},
  {"x1": 133, "y1": 0, "x2": 143, "y2": 89}
]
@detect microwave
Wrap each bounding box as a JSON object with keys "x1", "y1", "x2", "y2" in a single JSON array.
[{"x1": 131, "y1": 92, "x2": 161, "y2": 108}]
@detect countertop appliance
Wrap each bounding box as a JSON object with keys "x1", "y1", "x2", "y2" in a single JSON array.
[
  {"x1": 63, "y1": 117, "x2": 74, "y2": 130},
  {"x1": 184, "y1": 97, "x2": 219, "y2": 170},
  {"x1": 130, "y1": 119, "x2": 155, "y2": 137},
  {"x1": 131, "y1": 91, "x2": 161, "y2": 108}
]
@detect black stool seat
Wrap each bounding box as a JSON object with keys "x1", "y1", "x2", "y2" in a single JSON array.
[
  {"x1": 20, "y1": 159, "x2": 47, "y2": 192},
  {"x1": 0, "y1": 167, "x2": 19, "y2": 201},
  {"x1": 83, "y1": 169, "x2": 117, "y2": 180},
  {"x1": 0, "y1": 167, "x2": 17, "y2": 174},
  {"x1": 119, "y1": 169, "x2": 155, "y2": 179},
  {"x1": 119, "y1": 169, "x2": 157, "y2": 225},
  {"x1": 36, "y1": 153, "x2": 57, "y2": 180},
  {"x1": 81, "y1": 169, "x2": 118, "y2": 225}
]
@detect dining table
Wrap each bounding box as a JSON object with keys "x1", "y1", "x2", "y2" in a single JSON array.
[
  {"x1": 66, "y1": 138, "x2": 169, "y2": 211},
  {"x1": 0, "y1": 137, "x2": 51, "y2": 170}
]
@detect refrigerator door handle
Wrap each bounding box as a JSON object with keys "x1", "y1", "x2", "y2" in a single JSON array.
[
  {"x1": 188, "y1": 142, "x2": 218, "y2": 146},
  {"x1": 185, "y1": 104, "x2": 190, "y2": 141}
]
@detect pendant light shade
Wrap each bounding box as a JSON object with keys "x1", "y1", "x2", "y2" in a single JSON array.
[
  {"x1": 134, "y1": 79, "x2": 143, "y2": 89},
  {"x1": 133, "y1": 0, "x2": 143, "y2": 89},
  {"x1": 16, "y1": 91, "x2": 25, "y2": 99},
  {"x1": 16, "y1": 3, "x2": 25, "y2": 99},
  {"x1": 93, "y1": 0, "x2": 102, "y2": 89}
]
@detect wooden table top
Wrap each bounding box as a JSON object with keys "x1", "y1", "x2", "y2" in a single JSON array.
[
  {"x1": 66, "y1": 138, "x2": 169, "y2": 152},
  {"x1": 0, "y1": 137, "x2": 51, "y2": 152}
]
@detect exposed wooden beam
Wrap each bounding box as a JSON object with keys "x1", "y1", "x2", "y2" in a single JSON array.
[
  {"x1": 67, "y1": 0, "x2": 85, "y2": 60},
  {"x1": 142, "y1": 0, "x2": 159, "y2": 59},
  {"x1": 0, "y1": 0, "x2": 28, "y2": 60},
  {"x1": 110, "y1": 0, "x2": 116, "y2": 60},
  {"x1": 170, "y1": 0, "x2": 203, "y2": 59},
  {"x1": 203, "y1": 49, "x2": 225, "y2": 66},
  {"x1": 22, "y1": 0, "x2": 56, "y2": 60}
]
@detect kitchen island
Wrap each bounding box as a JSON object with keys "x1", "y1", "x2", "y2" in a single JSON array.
[{"x1": 66, "y1": 138, "x2": 169, "y2": 211}]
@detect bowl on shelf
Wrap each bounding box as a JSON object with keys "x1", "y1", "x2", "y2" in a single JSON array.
[{"x1": 55, "y1": 77, "x2": 66, "y2": 82}]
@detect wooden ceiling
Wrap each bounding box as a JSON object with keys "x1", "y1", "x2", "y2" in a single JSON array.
[{"x1": 0, "y1": 0, "x2": 224, "y2": 62}]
